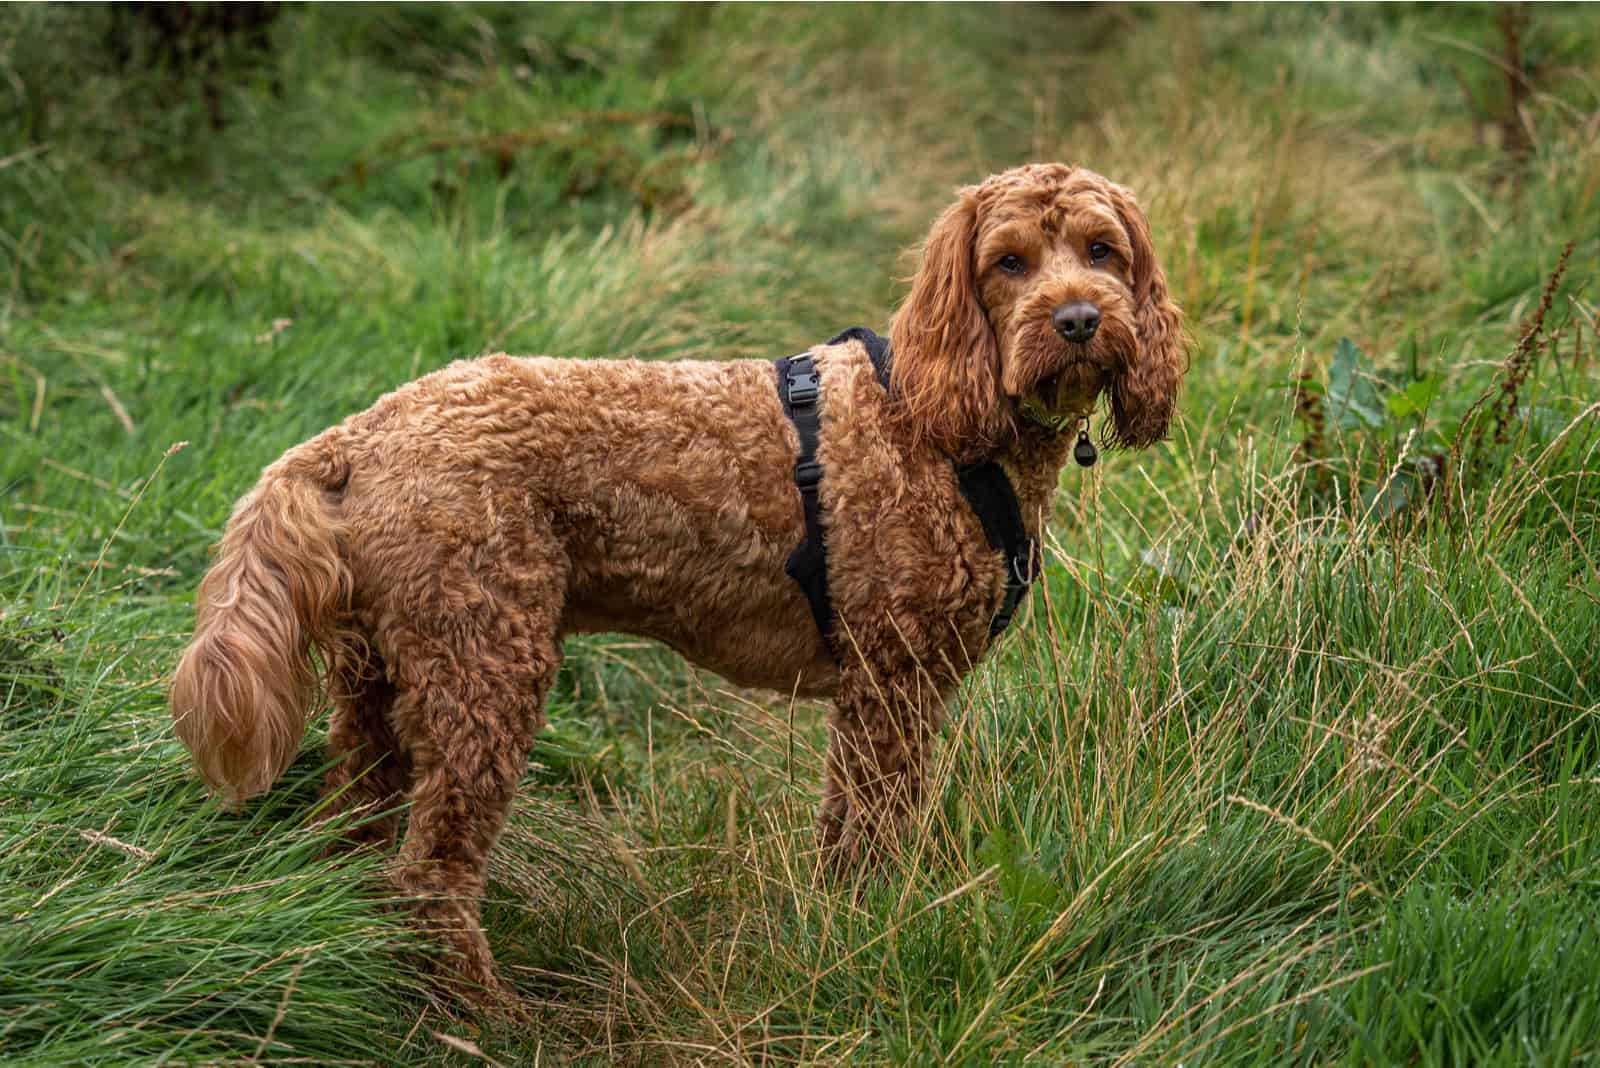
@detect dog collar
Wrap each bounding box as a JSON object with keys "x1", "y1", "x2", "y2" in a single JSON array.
[
  {"x1": 1017, "y1": 395, "x2": 1076, "y2": 433},
  {"x1": 1018, "y1": 398, "x2": 1099, "y2": 467}
]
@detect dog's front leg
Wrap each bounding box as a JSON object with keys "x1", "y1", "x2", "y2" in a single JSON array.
[{"x1": 816, "y1": 669, "x2": 941, "y2": 869}]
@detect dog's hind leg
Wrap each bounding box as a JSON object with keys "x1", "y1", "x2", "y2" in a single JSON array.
[
  {"x1": 383, "y1": 544, "x2": 565, "y2": 1011},
  {"x1": 319, "y1": 645, "x2": 410, "y2": 851}
]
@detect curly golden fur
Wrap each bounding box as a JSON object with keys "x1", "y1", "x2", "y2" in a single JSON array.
[{"x1": 171, "y1": 162, "x2": 1185, "y2": 1009}]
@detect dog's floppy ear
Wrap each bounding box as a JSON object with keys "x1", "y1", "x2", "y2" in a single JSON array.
[
  {"x1": 889, "y1": 188, "x2": 1008, "y2": 458},
  {"x1": 1105, "y1": 182, "x2": 1186, "y2": 449}
]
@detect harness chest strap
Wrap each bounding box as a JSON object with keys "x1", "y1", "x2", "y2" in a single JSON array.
[
  {"x1": 773, "y1": 328, "x2": 1040, "y2": 656},
  {"x1": 954, "y1": 460, "x2": 1044, "y2": 636}
]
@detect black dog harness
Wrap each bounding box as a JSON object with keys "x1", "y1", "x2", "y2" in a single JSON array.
[{"x1": 774, "y1": 327, "x2": 1041, "y2": 657}]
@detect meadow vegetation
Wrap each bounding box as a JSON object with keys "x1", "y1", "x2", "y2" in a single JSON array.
[{"x1": 2, "y1": 4, "x2": 1597, "y2": 1063}]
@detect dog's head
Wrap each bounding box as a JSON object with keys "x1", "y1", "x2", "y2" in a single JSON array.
[{"x1": 889, "y1": 163, "x2": 1186, "y2": 458}]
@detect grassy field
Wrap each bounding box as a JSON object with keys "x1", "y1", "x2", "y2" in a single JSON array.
[{"x1": 2, "y1": 4, "x2": 1598, "y2": 1064}]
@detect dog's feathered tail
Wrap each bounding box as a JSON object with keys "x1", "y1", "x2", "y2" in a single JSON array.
[{"x1": 171, "y1": 433, "x2": 352, "y2": 803}]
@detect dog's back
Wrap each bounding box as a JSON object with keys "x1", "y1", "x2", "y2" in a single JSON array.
[{"x1": 171, "y1": 351, "x2": 848, "y2": 803}]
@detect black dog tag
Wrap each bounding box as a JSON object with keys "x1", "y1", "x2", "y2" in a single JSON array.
[{"x1": 1074, "y1": 421, "x2": 1098, "y2": 467}]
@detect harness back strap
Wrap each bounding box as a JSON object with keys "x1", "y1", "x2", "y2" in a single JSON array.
[{"x1": 774, "y1": 352, "x2": 833, "y2": 645}]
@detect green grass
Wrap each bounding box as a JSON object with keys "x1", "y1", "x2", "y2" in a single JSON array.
[{"x1": 3, "y1": 3, "x2": 1598, "y2": 1064}]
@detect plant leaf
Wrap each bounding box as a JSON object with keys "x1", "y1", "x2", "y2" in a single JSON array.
[
  {"x1": 1327, "y1": 337, "x2": 1386, "y2": 430},
  {"x1": 1387, "y1": 375, "x2": 1442, "y2": 418}
]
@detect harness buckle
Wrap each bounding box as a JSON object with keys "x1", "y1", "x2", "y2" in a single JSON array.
[
  {"x1": 787, "y1": 369, "x2": 820, "y2": 406},
  {"x1": 794, "y1": 459, "x2": 823, "y2": 488}
]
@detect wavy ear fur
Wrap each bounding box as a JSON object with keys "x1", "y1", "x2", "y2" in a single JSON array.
[
  {"x1": 889, "y1": 190, "x2": 1008, "y2": 458},
  {"x1": 1106, "y1": 183, "x2": 1186, "y2": 449}
]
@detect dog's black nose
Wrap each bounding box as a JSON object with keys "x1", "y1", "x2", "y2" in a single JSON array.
[{"x1": 1052, "y1": 302, "x2": 1101, "y2": 343}]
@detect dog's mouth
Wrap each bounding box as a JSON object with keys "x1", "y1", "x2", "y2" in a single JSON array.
[
  {"x1": 1019, "y1": 372, "x2": 1080, "y2": 430},
  {"x1": 1032, "y1": 372, "x2": 1065, "y2": 407}
]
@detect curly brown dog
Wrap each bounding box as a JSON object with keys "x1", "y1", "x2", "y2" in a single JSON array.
[{"x1": 170, "y1": 162, "x2": 1185, "y2": 1008}]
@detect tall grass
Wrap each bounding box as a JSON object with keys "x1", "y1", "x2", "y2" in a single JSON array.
[{"x1": 2, "y1": 4, "x2": 1597, "y2": 1064}]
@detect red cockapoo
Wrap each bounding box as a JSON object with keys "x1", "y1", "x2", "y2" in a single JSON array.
[{"x1": 172, "y1": 162, "x2": 1186, "y2": 1007}]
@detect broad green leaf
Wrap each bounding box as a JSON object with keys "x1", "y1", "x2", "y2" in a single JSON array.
[
  {"x1": 1386, "y1": 375, "x2": 1442, "y2": 418},
  {"x1": 1328, "y1": 337, "x2": 1386, "y2": 430}
]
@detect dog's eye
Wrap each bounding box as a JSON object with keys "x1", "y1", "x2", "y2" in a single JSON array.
[
  {"x1": 1088, "y1": 241, "x2": 1111, "y2": 263},
  {"x1": 997, "y1": 253, "x2": 1026, "y2": 275}
]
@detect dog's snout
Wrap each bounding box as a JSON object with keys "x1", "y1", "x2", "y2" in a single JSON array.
[{"x1": 1052, "y1": 301, "x2": 1101, "y2": 343}]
